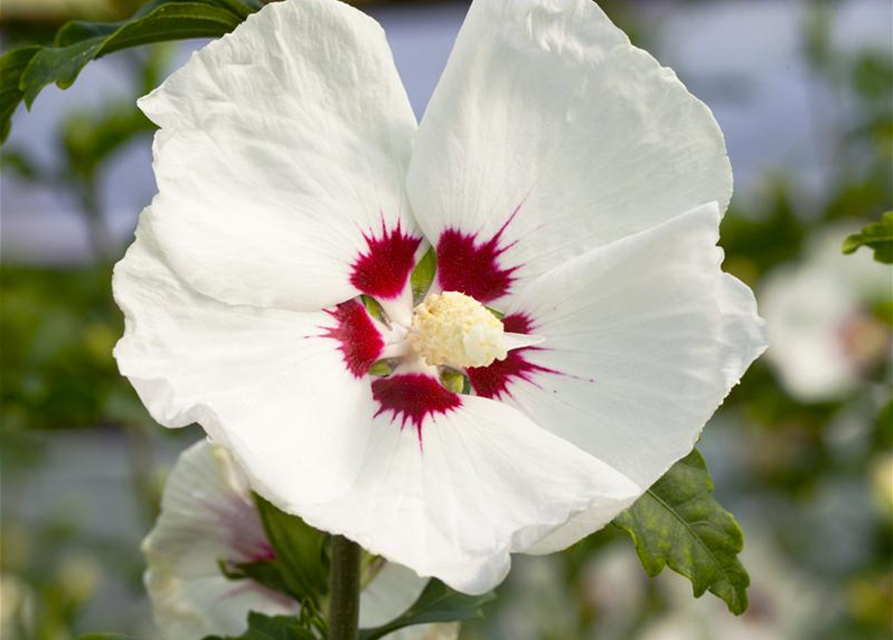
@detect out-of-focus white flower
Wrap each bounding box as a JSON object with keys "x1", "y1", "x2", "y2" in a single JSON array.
[
  {"x1": 638, "y1": 534, "x2": 828, "y2": 640},
  {"x1": 115, "y1": 0, "x2": 767, "y2": 594},
  {"x1": 761, "y1": 226, "x2": 891, "y2": 401},
  {"x1": 56, "y1": 552, "x2": 103, "y2": 606},
  {"x1": 144, "y1": 440, "x2": 457, "y2": 640},
  {"x1": 0, "y1": 573, "x2": 35, "y2": 640}
]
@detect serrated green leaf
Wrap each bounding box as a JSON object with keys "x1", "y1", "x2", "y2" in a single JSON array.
[
  {"x1": 842, "y1": 212, "x2": 893, "y2": 264},
  {"x1": 0, "y1": 46, "x2": 40, "y2": 143},
  {"x1": 613, "y1": 449, "x2": 750, "y2": 615},
  {"x1": 358, "y1": 579, "x2": 494, "y2": 640},
  {"x1": 0, "y1": 0, "x2": 254, "y2": 144},
  {"x1": 202, "y1": 611, "x2": 318, "y2": 640},
  {"x1": 410, "y1": 248, "x2": 436, "y2": 303},
  {"x1": 253, "y1": 493, "x2": 329, "y2": 606}
]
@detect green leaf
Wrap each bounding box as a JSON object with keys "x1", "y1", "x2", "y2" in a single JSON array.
[
  {"x1": 0, "y1": 46, "x2": 40, "y2": 143},
  {"x1": 613, "y1": 449, "x2": 750, "y2": 615},
  {"x1": 410, "y1": 248, "x2": 437, "y2": 303},
  {"x1": 358, "y1": 580, "x2": 494, "y2": 640},
  {"x1": 0, "y1": 0, "x2": 255, "y2": 144},
  {"x1": 252, "y1": 493, "x2": 329, "y2": 606},
  {"x1": 77, "y1": 635, "x2": 146, "y2": 640},
  {"x1": 842, "y1": 212, "x2": 893, "y2": 264},
  {"x1": 219, "y1": 558, "x2": 295, "y2": 600},
  {"x1": 202, "y1": 611, "x2": 318, "y2": 640},
  {"x1": 21, "y1": 3, "x2": 243, "y2": 107}
]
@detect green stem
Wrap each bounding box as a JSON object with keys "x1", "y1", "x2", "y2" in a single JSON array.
[{"x1": 328, "y1": 535, "x2": 362, "y2": 640}]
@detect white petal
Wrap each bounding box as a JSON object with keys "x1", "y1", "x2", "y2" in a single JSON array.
[
  {"x1": 113, "y1": 214, "x2": 377, "y2": 506},
  {"x1": 360, "y1": 564, "x2": 459, "y2": 640},
  {"x1": 300, "y1": 382, "x2": 637, "y2": 594},
  {"x1": 140, "y1": 0, "x2": 420, "y2": 311},
  {"x1": 143, "y1": 440, "x2": 297, "y2": 640},
  {"x1": 407, "y1": 0, "x2": 731, "y2": 303},
  {"x1": 489, "y1": 203, "x2": 767, "y2": 553}
]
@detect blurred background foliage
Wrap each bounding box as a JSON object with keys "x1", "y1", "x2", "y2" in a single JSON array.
[{"x1": 0, "y1": 0, "x2": 891, "y2": 639}]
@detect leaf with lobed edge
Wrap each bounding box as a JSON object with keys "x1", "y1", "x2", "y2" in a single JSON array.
[{"x1": 613, "y1": 448, "x2": 750, "y2": 615}]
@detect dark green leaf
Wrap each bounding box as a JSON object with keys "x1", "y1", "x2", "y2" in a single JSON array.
[
  {"x1": 0, "y1": 46, "x2": 40, "y2": 143},
  {"x1": 202, "y1": 611, "x2": 318, "y2": 640},
  {"x1": 21, "y1": 38, "x2": 106, "y2": 106},
  {"x1": 219, "y1": 558, "x2": 294, "y2": 599},
  {"x1": 0, "y1": 0, "x2": 255, "y2": 144},
  {"x1": 358, "y1": 579, "x2": 494, "y2": 640},
  {"x1": 410, "y1": 248, "x2": 437, "y2": 303},
  {"x1": 842, "y1": 212, "x2": 893, "y2": 264},
  {"x1": 253, "y1": 493, "x2": 329, "y2": 606},
  {"x1": 21, "y1": 3, "x2": 243, "y2": 107},
  {"x1": 613, "y1": 449, "x2": 750, "y2": 615}
]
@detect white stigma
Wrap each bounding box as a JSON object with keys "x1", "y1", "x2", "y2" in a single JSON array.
[{"x1": 410, "y1": 292, "x2": 508, "y2": 368}]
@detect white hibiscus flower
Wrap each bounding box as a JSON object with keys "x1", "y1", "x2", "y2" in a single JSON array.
[
  {"x1": 144, "y1": 439, "x2": 458, "y2": 640},
  {"x1": 115, "y1": 0, "x2": 767, "y2": 595},
  {"x1": 760, "y1": 226, "x2": 891, "y2": 402}
]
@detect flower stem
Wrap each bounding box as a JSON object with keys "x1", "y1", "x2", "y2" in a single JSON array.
[{"x1": 328, "y1": 535, "x2": 362, "y2": 640}]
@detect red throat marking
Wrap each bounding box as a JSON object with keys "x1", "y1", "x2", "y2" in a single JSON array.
[
  {"x1": 350, "y1": 219, "x2": 421, "y2": 299},
  {"x1": 435, "y1": 206, "x2": 521, "y2": 303},
  {"x1": 372, "y1": 374, "x2": 461, "y2": 442},
  {"x1": 466, "y1": 313, "x2": 559, "y2": 400},
  {"x1": 321, "y1": 300, "x2": 384, "y2": 378}
]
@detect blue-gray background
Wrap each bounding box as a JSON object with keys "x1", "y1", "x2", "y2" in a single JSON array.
[{"x1": 1, "y1": 1, "x2": 891, "y2": 639}]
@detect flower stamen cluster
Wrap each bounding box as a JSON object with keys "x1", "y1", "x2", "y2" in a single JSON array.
[{"x1": 410, "y1": 292, "x2": 508, "y2": 368}]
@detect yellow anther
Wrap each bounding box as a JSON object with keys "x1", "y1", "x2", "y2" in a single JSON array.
[{"x1": 410, "y1": 292, "x2": 507, "y2": 368}]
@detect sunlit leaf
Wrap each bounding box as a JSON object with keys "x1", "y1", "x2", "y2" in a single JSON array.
[
  {"x1": 613, "y1": 449, "x2": 750, "y2": 615},
  {"x1": 842, "y1": 212, "x2": 893, "y2": 264}
]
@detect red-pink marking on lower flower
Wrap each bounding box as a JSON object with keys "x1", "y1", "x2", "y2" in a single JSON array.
[
  {"x1": 350, "y1": 218, "x2": 422, "y2": 299},
  {"x1": 204, "y1": 496, "x2": 275, "y2": 563},
  {"x1": 372, "y1": 374, "x2": 461, "y2": 442},
  {"x1": 320, "y1": 300, "x2": 384, "y2": 378},
  {"x1": 436, "y1": 205, "x2": 522, "y2": 303},
  {"x1": 467, "y1": 313, "x2": 560, "y2": 400}
]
